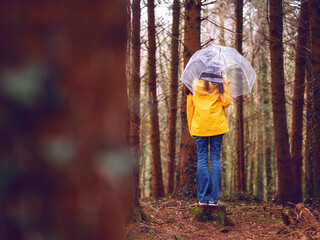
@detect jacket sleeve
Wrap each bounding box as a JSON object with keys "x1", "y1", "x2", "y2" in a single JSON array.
[
  {"x1": 222, "y1": 75, "x2": 231, "y2": 108},
  {"x1": 187, "y1": 93, "x2": 195, "y2": 134}
]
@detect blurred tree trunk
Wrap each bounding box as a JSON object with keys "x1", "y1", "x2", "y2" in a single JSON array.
[
  {"x1": 147, "y1": 0, "x2": 164, "y2": 198},
  {"x1": 235, "y1": 0, "x2": 246, "y2": 193},
  {"x1": 249, "y1": 123, "x2": 254, "y2": 194},
  {"x1": 128, "y1": 0, "x2": 145, "y2": 219},
  {"x1": 253, "y1": 0, "x2": 274, "y2": 201},
  {"x1": 219, "y1": 1, "x2": 226, "y2": 46},
  {"x1": 221, "y1": 145, "x2": 227, "y2": 196},
  {"x1": 269, "y1": 0, "x2": 293, "y2": 205},
  {"x1": 257, "y1": 76, "x2": 264, "y2": 199},
  {"x1": 248, "y1": 162, "x2": 253, "y2": 195},
  {"x1": 290, "y1": 0, "x2": 309, "y2": 204},
  {"x1": 309, "y1": 0, "x2": 320, "y2": 207},
  {"x1": 175, "y1": 0, "x2": 201, "y2": 199},
  {"x1": 166, "y1": 0, "x2": 181, "y2": 195},
  {"x1": 261, "y1": 51, "x2": 273, "y2": 201},
  {"x1": 0, "y1": 0, "x2": 128, "y2": 239},
  {"x1": 248, "y1": 118, "x2": 254, "y2": 195},
  {"x1": 249, "y1": 94, "x2": 256, "y2": 196},
  {"x1": 219, "y1": 1, "x2": 227, "y2": 196}
]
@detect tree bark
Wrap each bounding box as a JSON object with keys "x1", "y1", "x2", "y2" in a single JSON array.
[
  {"x1": 219, "y1": 1, "x2": 226, "y2": 46},
  {"x1": 245, "y1": 102, "x2": 251, "y2": 194},
  {"x1": 261, "y1": 51, "x2": 273, "y2": 201},
  {"x1": 269, "y1": 0, "x2": 293, "y2": 205},
  {"x1": 309, "y1": 0, "x2": 320, "y2": 207},
  {"x1": 128, "y1": 0, "x2": 145, "y2": 220},
  {"x1": 175, "y1": 0, "x2": 201, "y2": 199},
  {"x1": 0, "y1": 0, "x2": 128, "y2": 239},
  {"x1": 290, "y1": 0, "x2": 309, "y2": 204},
  {"x1": 304, "y1": 57, "x2": 313, "y2": 203},
  {"x1": 249, "y1": 156, "x2": 254, "y2": 195},
  {"x1": 221, "y1": 144, "x2": 227, "y2": 196},
  {"x1": 166, "y1": 0, "x2": 181, "y2": 195},
  {"x1": 219, "y1": 1, "x2": 227, "y2": 196},
  {"x1": 235, "y1": 0, "x2": 246, "y2": 193},
  {"x1": 257, "y1": 76, "x2": 264, "y2": 199},
  {"x1": 147, "y1": 0, "x2": 165, "y2": 198}
]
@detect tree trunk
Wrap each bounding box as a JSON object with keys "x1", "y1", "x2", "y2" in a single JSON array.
[
  {"x1": 290, "y1": 0, "x2": 309, "y2": 204},
  {"x1": 221, "y1": 144, "x2": 227, "y2": 196},
  {"x1": 304, "y1": 57, "x2": 313, "y2": 203},
  {"x1": 219, "y1": 1, "x2": 226, "y2": 46},
  {"x1": 175, "y1": 0, "x2": 201, "y2": 199},
  {"x1": 245, "y1": 102, "x2": 251, "y2": 194},
  {"x1": 257, "y1": 76, "x2": 264, "y2": 199},
  {"x1": 269, "y1": 0, "x2": 293, "y2": 205},
  {"x1": 147, "y1": 0, "x2": 165, "y2": 198},
  {"x1": 166, "y1": 0, "x2": 181, "y2": 195},
  {"x1": 128, "y1": 0, "x2": 145, "y2": 220},
  {"x1": 249, "y1": 158, "x2": 254, "y2": 195},
  {"x1": 235, "y1": 0, "x2": 246, "y2": 193},
  {"x1": 309, "y1": 0, "x2": 320, "y2": 207},
  {"x1": 219, "y1": 0, "x2": 227, "y2": 196},
  {"x1": 261, "y1": 51, "x2": 273, "y2": 201},
  {"x1": 247, "y1": 93, "x2": 255, "y2": 195},
  {"x1": 0, "y1": 0, "x2": 128, "y2": 239}
]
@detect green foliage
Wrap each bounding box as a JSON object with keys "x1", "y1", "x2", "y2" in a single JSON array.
[
  {"x1": 221, "y1": 192, "x2": 264, "y2": 203},
  {"x1": 145, "y1": 232, "x2": 157, "y2": 240},
  {"x1": 213, "y1": 211, "x2": 225, "y2": 226},
  {"x1": 133, "y1": 207, "x2": 143, "y2": 222},
  {"x1": 243, "y1": 211, "x2": 260, "y2": 220},
  {"x1": 275, "y1": 212, "x2": 284, "y2": 223},
  {"x1": 132, "y1": 206, "x2": 150, "y2": 223},
  {"x1": 191, "y1": 205, "x2": 226, "y2": 225},
  {"x1": 191, "y1": 205, "x2": 214, "y2": 222}
]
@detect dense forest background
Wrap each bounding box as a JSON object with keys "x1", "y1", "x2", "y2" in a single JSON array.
[{"x1": 127, "y1": 0, "x2": 320, "y2": 208}]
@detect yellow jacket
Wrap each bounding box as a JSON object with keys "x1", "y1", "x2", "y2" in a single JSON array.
[{"x1": 187, "y1": 77, "x2": 231, "y2": 136}]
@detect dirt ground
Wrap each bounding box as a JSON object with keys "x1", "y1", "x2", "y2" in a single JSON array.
[{"x1": 124, "y1": 196, "x2": 292, "y2": 240}]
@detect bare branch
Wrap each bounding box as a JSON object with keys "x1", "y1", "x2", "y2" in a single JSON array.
[
  {"x1": 205, "y1": 18, "x2": 235, "y2": 34},
  {"x1": 201, "y1": 38, "x2": 215, "y2": 48},
  {"x1": 201, "y1": 0, "x2": 217, "y2": 6}
]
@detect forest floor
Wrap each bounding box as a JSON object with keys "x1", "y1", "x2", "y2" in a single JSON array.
[{"x1": 125, "y1": 196, "x2": 320, "y2": 240}]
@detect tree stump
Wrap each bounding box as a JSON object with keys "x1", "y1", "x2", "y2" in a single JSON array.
[
  {"x1": 282, "y1": 203, "x2": 320, "y2": 228},
  {"x1": 279, "y1": 203, "x2": 320, "y2": 239},
  {"x1": 191, "y1": 205, "x2": 234, "y2": 226}
]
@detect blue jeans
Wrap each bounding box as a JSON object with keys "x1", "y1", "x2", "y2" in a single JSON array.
[{"x1": 195, "y1": 134, "x2": 224, "y2": 202}]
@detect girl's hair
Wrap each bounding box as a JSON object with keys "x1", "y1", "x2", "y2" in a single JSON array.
[
  {"x1": 185, "y1": 86, "x2": 192, "y2": 95},
  {"x1": 204, "y1": 81, "x2": 224, "y2": 94},
  {"x1": 200, "y1": 72, "x2": 225, "y2": 94}
]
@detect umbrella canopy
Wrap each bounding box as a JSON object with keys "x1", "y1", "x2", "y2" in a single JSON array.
[{"x1": 180, "y1": 45, "x2": 256, "y2": 98}]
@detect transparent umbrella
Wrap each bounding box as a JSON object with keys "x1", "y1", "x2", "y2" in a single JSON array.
[{"x1": 180, "y1": 45, "x2": 256, "y2": 98}]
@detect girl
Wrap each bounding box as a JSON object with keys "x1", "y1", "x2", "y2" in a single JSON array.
[{"x1": 187, "y1": 72, "x2": 231, "y2": 206}]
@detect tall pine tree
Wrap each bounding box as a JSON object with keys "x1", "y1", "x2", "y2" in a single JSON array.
[
  {"x1": 147, "y1": 0, "x2": 165, "y2": 198},
  {"x1": 269, "y1": 0, "x2": 293, "y2": 205},
  {"x1": 175, "y1": 0, "x2": 201, "y2": 199},
  {"x1": 309, "y1": 0, "x2": 320, "y2": 207},
  {"x1": 166, "y1": 0, "x2": 181, "y2": 195},
  {"x1": 235, "y1": 0, "x2": 246, "y2": 193}
]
